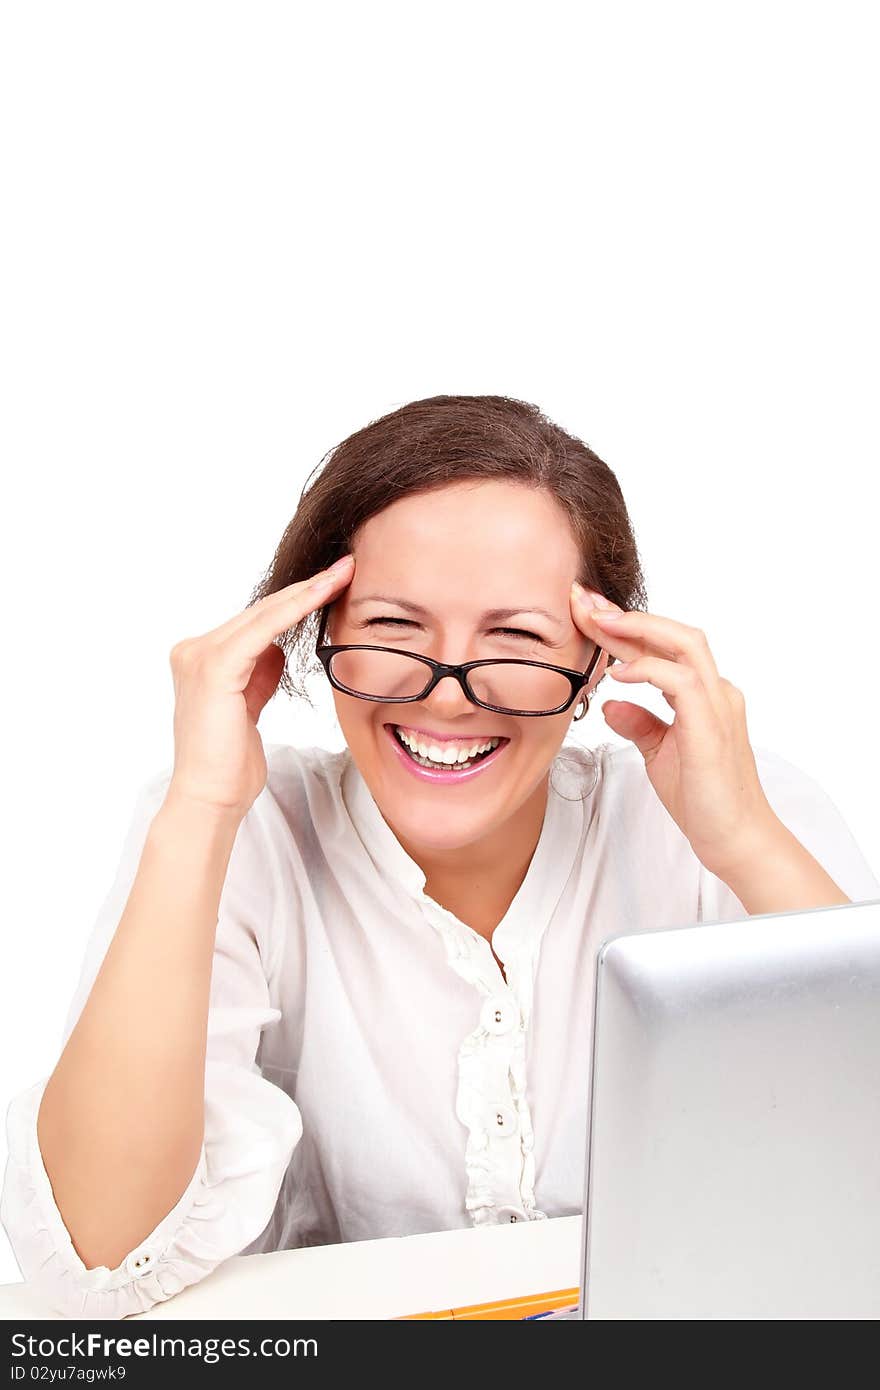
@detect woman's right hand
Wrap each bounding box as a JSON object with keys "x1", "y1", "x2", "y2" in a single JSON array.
[{"x1": 165, "y1": 554, "x2": 355, "y2": 820}]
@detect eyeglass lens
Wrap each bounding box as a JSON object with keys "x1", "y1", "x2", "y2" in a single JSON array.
[{"x1": 327, "y1": 648, "x2": 587, "y2": 715}]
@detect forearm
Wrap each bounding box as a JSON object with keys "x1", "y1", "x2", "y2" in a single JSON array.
[
  {"x1": 37, "y1": 790, "x2": 243, "y2": 1271},
  {"x1": 715, "y1": 815, "x2": 850, "y2": 916}
]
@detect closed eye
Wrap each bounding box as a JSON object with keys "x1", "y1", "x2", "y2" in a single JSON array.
[{"x1": 363, "y1": 617, "x2": 544, "y2": 642}]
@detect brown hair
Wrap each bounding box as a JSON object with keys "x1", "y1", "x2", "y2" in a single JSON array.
[{"x1": 247, "y1": 394, "x2": 648, "y2": 707}]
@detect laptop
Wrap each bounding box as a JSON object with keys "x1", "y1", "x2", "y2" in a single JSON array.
[{"x1": 573, "y1": 897, "x2": 880, "y2": 1319}]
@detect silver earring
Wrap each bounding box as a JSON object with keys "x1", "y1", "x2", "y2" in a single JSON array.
[{"x1": 573, "y1": 696, "x2": 589, "y2": 722}]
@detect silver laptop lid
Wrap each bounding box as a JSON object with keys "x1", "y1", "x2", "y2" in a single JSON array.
[{"x1": 580, "y1": 898, "x2": 880, "y2": 1319}]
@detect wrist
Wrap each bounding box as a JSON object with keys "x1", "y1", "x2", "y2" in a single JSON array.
[
  {"x1": 702, "y1": 807, "x2": 787, "y2": 886},
  {"x1": 156, "y1": 785, "x2": 246, "y2": 849},
  {"x1": 709, "y1": 815, "x2": 850, "y2": 916}
]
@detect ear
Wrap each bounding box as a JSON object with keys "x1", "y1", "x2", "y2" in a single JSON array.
[{"x1": 588, "y1": 650, "x2": 610, "y2": 691}]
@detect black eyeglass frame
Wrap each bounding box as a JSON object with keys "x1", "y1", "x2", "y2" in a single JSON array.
[{"x1": 314, "y1": 604, "x2": 605, "y2": 718}]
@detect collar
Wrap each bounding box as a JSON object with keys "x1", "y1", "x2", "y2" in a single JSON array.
[{"x1": 339, "y1": 747, "x2": 589, "y2": 960}]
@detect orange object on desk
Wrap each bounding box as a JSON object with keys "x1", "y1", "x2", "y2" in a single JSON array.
[{"x1": 398, "y1": 1286, "x2": 580, "y2": 1320}]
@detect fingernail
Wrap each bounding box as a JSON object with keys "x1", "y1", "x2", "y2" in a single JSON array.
[
  {"x1": 327, "y1": 554, "x2": 354, "y2": 572},
  {"x1": 573, "y1": 581, "x2": 613, "y2": 608}
]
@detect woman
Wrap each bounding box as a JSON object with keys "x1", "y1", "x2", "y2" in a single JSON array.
[{"x1": 2, "y1": 395, "x2": 878, "y2": 1319}]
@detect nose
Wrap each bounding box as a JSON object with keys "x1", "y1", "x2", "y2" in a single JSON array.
[{"x1": 419, "y1": 668, "x2": 476, "y2": 718}]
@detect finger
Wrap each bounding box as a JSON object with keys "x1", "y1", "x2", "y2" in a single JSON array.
[
  {"x1": 601, "y1": 699, "x2": 670, "y2": 762},
  {"x1": 569, "y1": 584, "x2": 622, "y2": 642},
  {"x1": 203, "y1": 559, "x2": 356, "y2": 688},
  {"x1": 221, "y1": 564, "x2": 353, "y2": 675},
  {"x1": 608, "y1": 653, "x2": 720, "y2": 731},
  {"x1": 588, "y1": 608, "x2": 722, "y2": 695},
  {"x1": 207, "y1": 556, "x2": 355, "y2": 647},
  {"x1": 571, "y1": 605, "x2": 643, "y2": 659},
  {"x1": 589, "y1": 607, "x2": 718, "y2": 671},
  {"x1": 232, "y1": 556, "x2": 356, "y2": 637},
  {"x1": 569, "y1": 586, "x2": 658, "y2": 672}
]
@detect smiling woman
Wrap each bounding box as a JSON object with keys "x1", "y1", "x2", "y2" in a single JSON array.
[
  {"x1": 244, "y1": 401, "x2": 644, "y2": 932},
  {"x1": 3, "y1": 394, "x2": 878, "y2": 1320}
]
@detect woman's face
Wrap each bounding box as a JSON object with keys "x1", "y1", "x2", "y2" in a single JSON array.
[{"x1": 325, "y1": 480, "x2": 608, "y2": 852}]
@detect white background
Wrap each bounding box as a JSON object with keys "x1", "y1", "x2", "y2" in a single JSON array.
[{"x1": 1, "y1": 3, "x2": 878, "y2": 1284}]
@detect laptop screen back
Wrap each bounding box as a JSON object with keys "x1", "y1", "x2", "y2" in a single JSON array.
[{"x1": 580, "y1": 898, "x2": 880, "y2": 1319}]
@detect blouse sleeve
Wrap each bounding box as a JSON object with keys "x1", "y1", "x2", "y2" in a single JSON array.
[
  {"x1": 698, "y1": 745, "x2": 880, "y2": 925},
  {"x1": 0, "y1": 770, "x2": 303, "y2": 1321}
]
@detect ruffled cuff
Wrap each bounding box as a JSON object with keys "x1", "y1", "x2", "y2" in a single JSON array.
[{"x1": 1, "y1": 1072, "x2": 301, "y2": 1320}]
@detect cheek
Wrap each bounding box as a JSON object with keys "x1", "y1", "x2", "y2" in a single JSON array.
[
  {"x1": 332, "y1": 693, "x2": 370, "y2": 737},
  {"x1": 518, "y1": 713, "x2": 569, "y2": 746}
]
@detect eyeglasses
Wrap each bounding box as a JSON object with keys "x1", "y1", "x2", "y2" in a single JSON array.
[{"x1": 314, "y1": 605, "x2": 604, "y2": 717}]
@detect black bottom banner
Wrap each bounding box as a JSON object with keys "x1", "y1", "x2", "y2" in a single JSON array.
[{"x1": 2, "y1": 1317, "x2": 570, "y2": 1383}]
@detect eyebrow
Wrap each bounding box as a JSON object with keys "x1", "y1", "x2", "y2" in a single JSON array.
[{"x1": 347, "y1": 594, "x2": 564, "y2": 627}]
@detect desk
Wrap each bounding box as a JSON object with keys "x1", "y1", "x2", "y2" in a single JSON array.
[{"x1": 0, "y1": 1215, "x2": 582, "y2": 1321}]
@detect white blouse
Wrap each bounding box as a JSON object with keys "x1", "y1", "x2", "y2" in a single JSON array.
[{"x1": 2, "y1": 740, "x2": 879, "y2": 1320}]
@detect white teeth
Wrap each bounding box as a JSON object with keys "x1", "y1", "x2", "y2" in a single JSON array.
[{"x1": 394, "y1": 727, "x2": 501, "y2": 765}]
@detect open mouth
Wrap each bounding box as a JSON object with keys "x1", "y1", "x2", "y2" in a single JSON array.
[{"x1": 384, "y1": 723, "x2": 510, "y2": 777}]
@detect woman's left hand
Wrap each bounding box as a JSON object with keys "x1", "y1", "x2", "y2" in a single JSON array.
[{"x1": 570, "y1": 582, "x2": 780, "y2": 882}]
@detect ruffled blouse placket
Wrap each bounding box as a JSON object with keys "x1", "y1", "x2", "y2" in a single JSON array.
[{"x1": 342, "y1": 756, "x2": 586, "y2": 1229}]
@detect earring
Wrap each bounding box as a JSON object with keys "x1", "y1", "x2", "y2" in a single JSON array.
[{"x1": 573, "y1": 696, "x2": 589, "y2": 722}]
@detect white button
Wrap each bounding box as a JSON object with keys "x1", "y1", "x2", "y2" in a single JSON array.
[
  {"x1": 490, "y1": 1104, "x2": 517, "y2": 1137},
  {"x1": 480, "y1": 995, "x2": 518, "y2": 1036},
  {"x1": 497, "y1": 1204, "x2": 528, "y2": 1224},
  {"x1": 125, "y1": 1248, "x2": 156, "y2": 1278}
]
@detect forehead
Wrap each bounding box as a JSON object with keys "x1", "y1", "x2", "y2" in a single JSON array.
[{"x1": 350, "y1": 482, "x2": 580, "y2": 593}]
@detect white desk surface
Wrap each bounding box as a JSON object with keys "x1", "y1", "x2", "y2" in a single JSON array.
[{"x1": 0, "y1": 1215, "x2": 583, "y2": 1321}]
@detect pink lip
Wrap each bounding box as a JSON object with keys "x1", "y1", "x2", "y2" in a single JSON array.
[
  {"x1": 384, "y1": 723, "x2": 509, "y2": 784},
  {"x1": 385, "y1": 722, "x2": 503, "y2": 743}
]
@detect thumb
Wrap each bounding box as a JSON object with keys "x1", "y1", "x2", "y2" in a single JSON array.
[
  {"x1": 601, "y1": 700, "x2": 669, "y2": 759},
  {"x1": 244, "y1": 642, "x2": 287, "y2": 723}
]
